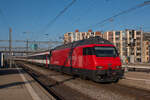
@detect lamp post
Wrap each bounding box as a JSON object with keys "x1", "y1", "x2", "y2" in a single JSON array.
[
  {"x1": 9, "y1": 28, "x2": 12, "y2": 68},
  {"x1": 23, "y1": 32, "x2": 33, "y2": 55},
  {"x1": 45, "y1": 34, "x2": 51, "y2": 49}
]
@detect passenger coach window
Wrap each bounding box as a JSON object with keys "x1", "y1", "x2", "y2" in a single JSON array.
[{"x1": 83, "y1": 47, "x2": 94, "y2": 55}]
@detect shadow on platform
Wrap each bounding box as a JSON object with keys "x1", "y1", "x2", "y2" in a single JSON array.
[
  {"x1": 0, "y1": 80, "x2": 34, "y2": 89},
  {"x1": 0, "y1": 69, "x2": 25, "y2": 76}
]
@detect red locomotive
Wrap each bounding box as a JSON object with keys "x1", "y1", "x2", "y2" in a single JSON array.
[
  {"x1": 49, "y1": 36, "x2": 124, "y2": 82},
  {"x1": 21, "y1": 36, "x2": 124, "y2": 82}
]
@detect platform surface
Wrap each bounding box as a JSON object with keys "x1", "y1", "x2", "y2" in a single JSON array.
[{"x1": 0, "y1": 68, "x2": 55, "y2": 100}]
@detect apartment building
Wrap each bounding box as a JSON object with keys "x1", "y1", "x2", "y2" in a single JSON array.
[
  {"x1": 142, "y1": 32, "x2": 150, "y2": 63},
  {"x1": 64, "y1": 30, "x2": 103, "y2": 44},
  {"x1": 125, "y1": 30, "x2": 144, "y2": 63},
  {"x1": 142, "y1": 41, "x2": 149, "y2": 63},
  {"x1": 103, "y1": 30, "x2": 149, "y2": 63}
]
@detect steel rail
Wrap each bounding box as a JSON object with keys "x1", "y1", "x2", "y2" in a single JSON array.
[{"x1": 16, "y1": 62, "x2": 65, "y2": 100}]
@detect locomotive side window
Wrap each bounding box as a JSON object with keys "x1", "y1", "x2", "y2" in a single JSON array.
[{"x1": 83, "y1": 47, "x2": 94, "y2": 55}]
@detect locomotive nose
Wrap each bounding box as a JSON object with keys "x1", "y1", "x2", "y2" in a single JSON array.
[{"x1": 96, "y1": 57, "x2": 121, "y2": 70}]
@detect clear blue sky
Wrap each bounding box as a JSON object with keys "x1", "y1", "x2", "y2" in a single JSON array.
[{"x1": 0, "y1": 0, "x2": 150, "y2": 42}]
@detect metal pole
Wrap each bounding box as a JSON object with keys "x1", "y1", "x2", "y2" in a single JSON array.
[
  {"x1": 26, "y1": 39, "x2": 29, "y2": 55},
  {"x1": 9, "y1": 28, "x2": 12, "y2": 68},
  {"x1": 141, "y1": 30, "x2": 143, "y2": 63}
]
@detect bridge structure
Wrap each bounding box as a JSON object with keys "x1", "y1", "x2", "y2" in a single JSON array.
[{"x1": 0, "y1": 39, "x2": 62, "y2": 55}]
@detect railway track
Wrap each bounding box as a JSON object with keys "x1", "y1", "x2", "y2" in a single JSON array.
[
  {"x1": 16, "y1": 61, "x2": 150, "y2": 100},
  {"x1": 16, "y1": 61, "x2": 94, "y2": 100},
  {"x1": 15, "y1": 62, "x2": 65, "y2": 100}
]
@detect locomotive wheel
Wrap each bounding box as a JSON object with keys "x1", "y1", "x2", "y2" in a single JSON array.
[
  {"x1": 92, "y1": 73, "x2": 101, "y2": 82},
  {"x1": 113, "y1": 78, "x2": 119, "y2": 83},
  {"x1": 80, "y1": 74, "x2": 87, "y2": 80}
]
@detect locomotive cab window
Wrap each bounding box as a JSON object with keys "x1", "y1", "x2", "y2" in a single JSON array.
[
  {"x1": 83, "y1": 47, "x2": 94, "y2": 55},
  {"x1": 94, "y1": 46, "x2": 119, "y2": 57}
]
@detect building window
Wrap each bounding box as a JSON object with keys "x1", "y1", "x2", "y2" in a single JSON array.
[
  {"x1": 136, "y1": 37, "x2": 141, "y2": 40},
  {"x1": 136, "y1": 32, "x2": 141, "y2": 35},
  {"x1": 147, "y1": 42, "x2": 149, "y2": 45},
  {"x1": 68, "y1": 33, "x2": 71, "y2": 36},
  {"x1": 116, "y1": 43, "x2": 120, "y2": 48},
  {"x1": 116, "y1": 37, "x2": 119, "y2": 41},
  {"x1": 116, "y1": 32, "x2": 120, "y2": 35},
  {"x1": 147, "y1": 52, "x2": 149, "y2": 55},
  {"x1": 137, "y1": 58, "x2": 141, "y2": 62},
  {"x1": 137, "y1": 43, "x2": 140, "y2": 45},
  {"x1": 137, "y1": 48, "x2": 141, "y2": 51},
  {"x1": 147, "y1": 47, "x2": 149, "y2": 50},
  {"x1": 137, "y1": 53, "x2": 141, "y2": 56}
]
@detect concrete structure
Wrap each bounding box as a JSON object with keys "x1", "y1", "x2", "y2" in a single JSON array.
[{"x1": 0, "y1": 68, "x2": 55, "y2": 100}]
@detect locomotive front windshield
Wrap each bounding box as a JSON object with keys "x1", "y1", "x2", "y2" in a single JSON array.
[{"x1": 94, "y1": 46, "x2": 118, "y2": 57}]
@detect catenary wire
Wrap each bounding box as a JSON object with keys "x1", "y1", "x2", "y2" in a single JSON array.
[
  {"x1": 39, "y1": 0, "x2": 77, "y2": 35},
  {"x1": 85, "y1": 0, "x2": 150, "y2": 29}
]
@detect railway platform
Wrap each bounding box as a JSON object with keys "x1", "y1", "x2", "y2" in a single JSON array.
[
  {"x1": 119, "y1": 71, "x2": 150, "y2": 91},
  {"x1": 0, "y1": 68, "x2": 55, "y2": 100}
]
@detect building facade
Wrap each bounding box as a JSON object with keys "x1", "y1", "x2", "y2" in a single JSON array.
[
  {"x1": 64, "y1": 30, "x2": 103, "y2": 44},
  {"x1": 142, "y1": 41, "x2": 149, "y2": 63},
  {"x1": 142, "y1": 32, "x2": 150, "y2": 63},
  {"x1": 125, "y1": 30, "x2": 141, "y2": 62}
]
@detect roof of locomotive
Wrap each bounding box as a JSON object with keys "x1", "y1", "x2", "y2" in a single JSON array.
[{"x1": 54, "y1": 36, "x2": 113, "y2": 50}]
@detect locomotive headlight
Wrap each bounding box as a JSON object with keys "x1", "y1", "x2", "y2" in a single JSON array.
[
  {"x1": 96, "y1": 66, "x2": 103, "y2": 69},
  {"x1": 116, "y1": 66, "x2": 121, "y2": 69}
]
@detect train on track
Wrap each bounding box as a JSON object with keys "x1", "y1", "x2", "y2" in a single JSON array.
[{"x1": 20, "y1": 36, "x2": 124, "y2": 82}]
